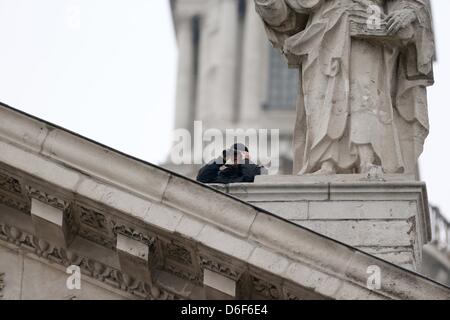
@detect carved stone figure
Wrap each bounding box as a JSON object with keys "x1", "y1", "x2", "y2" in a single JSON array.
[{"x1": 254, "y1": 0, "x2": 435, "y2": 175}]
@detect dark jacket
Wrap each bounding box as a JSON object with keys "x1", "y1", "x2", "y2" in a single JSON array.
[{"x1": 196, "y1": 157, "x2": 262, "y2": 184}]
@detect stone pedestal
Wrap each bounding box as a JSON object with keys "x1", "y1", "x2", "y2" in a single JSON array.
[{"x1": 214, "y1": 174, "x2": 431, "y2": 272}]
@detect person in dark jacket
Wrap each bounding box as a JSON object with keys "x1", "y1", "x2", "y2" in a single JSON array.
[{"x1": 196, "y1": 143, "x2": 262, "y2": 184}]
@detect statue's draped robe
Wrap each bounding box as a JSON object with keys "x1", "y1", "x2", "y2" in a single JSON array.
[{"x1": 256, "y1": 0, "x2": 434, "y2": 174}]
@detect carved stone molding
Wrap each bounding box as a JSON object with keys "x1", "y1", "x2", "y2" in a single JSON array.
[
  {"x1": 75, "y1": 204, "x2": 116, "y2": 249},
  {"x1": 165, "y1": 264, "x2": 201, "y2": 284},
  {"x1": 26, "y1": 185, "x2": 70, "y2": 211},
  {"x1": 71, "y1": 204, "x2": 201, "y2": 286},
  {"x1": 0, "y1": 170, "x2": 29, "y2": 214},
  {"x1": 65, "y1": 208, "x2": 79, "y2": 241},
  {"x1": 79, "y1": 206, "x2": 109, "y2": 234},
  {"x1": 0, "y1": 222, "x2": 179, "y2": 300},
  {"x1": 75, "y1": 206, "x2": 159, "y2": 259},
  {"x1": 0, "y1": 193, "x2": 29, "y2": 214},
  {"x1": 165, "y1": 241, "x2": 193, "y2": 265},
  {"x1": 252, "y1": 276, "x2": 281, "y2": 299},
  {"x1": 161, "y1": 239, "x2": 199, "y2": 282},
  {"x1": 111, "y1": 220, "x2": 156, "y2": 248},
  {"x1": 283, "y1": 288, "x2": 301, "y2": 300},
  {"x1": 199, "y1": 255, "x2": 242, "y2": 281},
  {"x1": 0, "y1": 172, "x2": 21, "y2": 195},
  {"x1": 78, "y1": 228, "x2": 115, "y2": 250}
]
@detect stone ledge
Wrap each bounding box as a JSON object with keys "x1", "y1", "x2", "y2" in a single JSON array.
[
  {"x1": 255, "y1": 174, "x2": 417, "y2": 184},
  {"x1": 0, "y1": 104, "x2": 448, "y2": 299}
]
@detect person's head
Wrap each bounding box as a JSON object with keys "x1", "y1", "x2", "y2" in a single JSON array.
[{"x1": 223, "y1": 143, "x2": 249, "y2": 165}]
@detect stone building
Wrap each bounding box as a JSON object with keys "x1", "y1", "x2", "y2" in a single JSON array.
[
  {"x1": 0, "y1": 0, "x2": 449, "y2": 300},
  {"x1": 0, "y1": 103, "x2": 449, "y2": 299}
]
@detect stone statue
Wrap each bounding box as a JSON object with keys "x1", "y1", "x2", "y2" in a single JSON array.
[{"x1": 254, "y1": 0, "x2": 435, "y2": 175}]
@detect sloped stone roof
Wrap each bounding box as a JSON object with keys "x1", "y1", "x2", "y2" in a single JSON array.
[{"x1": 0, "y1": 102, "x2": 449, "y2": 300}]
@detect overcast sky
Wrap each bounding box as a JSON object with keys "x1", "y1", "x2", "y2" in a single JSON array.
[
  {"x1": 0, "y1": 0, "x2": 177, "y2": 163},
  {"x1": 0, "y1": 0, "x2": 449, "y2": 219}
]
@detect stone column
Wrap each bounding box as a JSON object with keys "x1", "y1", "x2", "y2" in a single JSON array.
[
  {"x1": 194, "y1": 15, "x2": 209, "y2": 122},
  {"x1": 174, "y1": 16, "x2": 195, "y2": 131},
  {"x1": 239, "y1": 2, "x2": 268, "y2": 123},
  {"x1": 214, "y1": 0, "x2": 239, "y2": 125}
]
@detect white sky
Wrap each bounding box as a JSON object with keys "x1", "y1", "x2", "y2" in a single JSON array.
[
  {"x1": 0, "y1": 0, "x2": 177, "y2": 164},
  {"x1": 0, "y1": 0, "x2": 449, "y2": 219}
]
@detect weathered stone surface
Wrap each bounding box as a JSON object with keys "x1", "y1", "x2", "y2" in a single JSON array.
[
  {"x1": 297, "y1": 220, "x2": 413, "y2": 247},
  {"x1": 0, "y1": 246, "x2": 23, "y2": 300},
  {"x1": 20, "y1": 257, "x2": 127, "y2": 300},
  {"x1": 196, "y1": 226, "x2": 255, "y2": 261},
  {"x1": 249, "y1": 212, "x2": 356, "y2": 275},
  {"x1": 344, "y1": 250, "x2": 450, "y2": 300},
  {"x1": 356, "y1": 247, "x2": 415, "y2": 271},
  {"x1": 248, "y1": 247, "x2": 290, "y2": 276},
  {"x1": 0, "y1": 104, "x2": 448, "y2": 300},
  {"x1": 253, "y1": 201, "x2": 308, "y2": 220},
  {"x1": 255, "y1": 0, "x2": 435, "y2": 175},
  {"x1": 308, "y1": 201, "x2": 416, "y2": 220},
  {"x1": 163, "y1": 177, "x2": 258, "y2": 238},
  {"x1": 174, "y1": 215, "x2": 205, "y2": 240},
  {"x1": 0, "y1": 245, "x2": 128, "y2": 300},
  {"x1": 223, "y1": 177, "x2": 430, "y2": 272}
]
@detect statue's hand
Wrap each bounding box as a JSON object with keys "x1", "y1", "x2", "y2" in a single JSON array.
[{"x1": 386, "y1": 9, "x2": 417, "y2": 35}]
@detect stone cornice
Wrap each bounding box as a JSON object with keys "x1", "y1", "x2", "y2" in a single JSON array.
[
  {"x1": 0, "y1": 103, "x2": 449, "y2": 300},
  {"x1": 0, "y1": 221, "x2": 179, "y2": 300}
]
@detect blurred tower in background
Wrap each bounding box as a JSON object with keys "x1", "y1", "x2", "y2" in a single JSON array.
[{"x1": 167, "y1": 0, "x2": 297, "y2": 177}]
